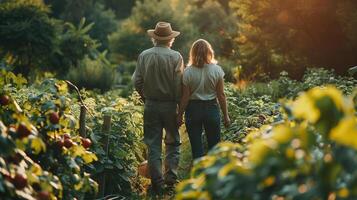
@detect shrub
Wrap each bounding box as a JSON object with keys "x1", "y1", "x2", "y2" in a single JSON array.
[
  {"x1": 109, "y1": 0, "x2": 195, "y2": 61},
  {"x1": 0, "y1": 0, "x2": 56, "y2": 76},
  {"x1": 222, "y1": 68, "x2": 356, "y2": 146},
  {"x1": 0, "y1": 70, "x2": 98, "y2": 199},
  {"x1": 66, "y1": 56, "x2": 116, "y2": 92},
  {"x1": 177, "y1": 86, "x2": 357, "y2": 199},
  {"x1": 79, "y1": 91, "x2": 145, "y2": 197}
]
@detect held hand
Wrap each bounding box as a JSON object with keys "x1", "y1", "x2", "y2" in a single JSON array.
[
  {"x1": 176, "y1": 113, "x2": 184, "y2": 127},
  {"x1": 224, "y1": 115, "x2": 231, "y2": 128}
]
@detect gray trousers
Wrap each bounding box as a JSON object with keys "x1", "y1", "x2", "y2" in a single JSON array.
[{"x1": 144, "y1": 100, "x2": 181, "y2": 187}]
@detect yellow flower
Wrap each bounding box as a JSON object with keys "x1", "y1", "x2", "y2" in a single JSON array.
[
  {"x1": 330, "y1": 117, "x2": 357, "y2": 149},
  {"x1": 292, "y1": 86, "x2": 353, "y2": 123},
  {"x1": 262, "y1": 176, "x2": 275, "y2": 187},
  {"x1": 245, "y1": 130, "x2": 263, "y2": 144},
  {"x1": 248, "y1": 139, "x2": 276, "y2": 165},
  {"x1": 285, "y1": 148, "x2": 295, "y2": 159},
  {"x1": 192, "y1": 174, "x2": 206, "y2": 189},
  {"x1": 337, "y1": 188, "x2": 349, "y2": 198},
  {"x1": 30, "y1": 137, "x2": 47, "y2": 154},
  {"x1": 218, "y1": 162, "x2": 239, "y2": 178},
  {"x1": 293, "y1": 93, "x2": 320, "y2": 123},
  {"x1": 272, "y1": 125, "x2": 294, "y2": 144},
  {"x1": 175, "y1": 191, "x2": 199, "y2": 199}
]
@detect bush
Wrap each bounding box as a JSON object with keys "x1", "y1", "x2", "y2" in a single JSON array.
[
  {"x1": 0, "y1": 70, "x2": 98, "y2": 199},
  {"x1": 188, "y1": 0, "x2": 238, "y2": 58},
  {"x1": 66, "y1": 56, "x2": 116, "y2": 92},
  {"x1": 0, "y1": 0, "x2": 56, "y2": 76},
  {"x1": 1, "y1": 69, "x2": 145, "y2": 199},
  {"x1": 79, "y1": 91, "x2": 145, "y2": 197},
  {"x1": 109, "y1": 0, "x2": 195, "y2": 61},
  {"x1": 222, "y1": 68, "x2": 356, "y2": 145},
  {"x1": 177, "y1": 86, "x2": 357, "y2": 199}
]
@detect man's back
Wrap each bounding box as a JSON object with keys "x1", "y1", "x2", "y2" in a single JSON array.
[{"x1": 134, "y1": 46, "x2": 183, "y2": 102}]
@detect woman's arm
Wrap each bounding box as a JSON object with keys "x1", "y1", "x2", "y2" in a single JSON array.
[
  {"x1": 177, "y1": 84, "x2": 191, "y2": 126},
  {"x1": 216, "y1": 78, "x2": 231, "y2": 128}
]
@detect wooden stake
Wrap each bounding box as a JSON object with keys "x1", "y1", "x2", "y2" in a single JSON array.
[{"x1": 99, "y1": 114, "x2": 111, "y2": 197}]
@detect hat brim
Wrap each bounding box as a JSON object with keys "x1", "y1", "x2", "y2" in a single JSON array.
[{"x1": 147, "y1": 30, "x2": 180, "y2": 40}]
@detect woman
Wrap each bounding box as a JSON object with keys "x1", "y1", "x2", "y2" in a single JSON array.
[{"x1": 177, "y1": 39, "x2": 230, "y2": 159}]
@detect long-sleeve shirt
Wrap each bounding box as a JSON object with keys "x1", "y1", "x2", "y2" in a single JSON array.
[{"x1": 132, "y1": 45, "x2": 184, "y2": 102}]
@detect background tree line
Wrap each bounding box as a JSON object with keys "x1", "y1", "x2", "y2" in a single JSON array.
[{"x1": 0, "y1": 0, "x2": 356, "y2": 91}]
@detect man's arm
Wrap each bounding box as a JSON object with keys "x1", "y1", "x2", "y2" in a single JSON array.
[
  {"x1": 132, "y1": 55, "x2": 145, "y2": 102},
  {"x1": 174, "y1": 54, "x2": 184, "y2": 103},
  {"x1": 177, "y1": 84, "x2": 190, "y2": 127}
]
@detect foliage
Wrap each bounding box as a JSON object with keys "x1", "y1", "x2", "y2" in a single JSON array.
[
  {"x1": 77, "y1": 91, "x2": 145, "y2": 197},
  {"x1": 0, "y1": 0, "x2": 109, "y2": 77},
  {"x1": 66, "y1": 54, "x2": 116, "y2": 92},
  {"x1": 231, "y1": 0, "x2": 357, "y2": 78},
  {"x1": 54, "y1": 18, "x2": 100, "y2": 75},
  {"x1": 223, "y1": 68, "x2": 357, "y2": 144},
  {"x1": 0, "y1": 70, "x2": 98, "y2": 199},
  {"x1": 188, "y1": 0, "x2": 237, "y2": 58},
  {"x1": 0, "y1": 0, "x2": 56, "y2": 76},
  {"x1": 102, "y1": 0, "x2": 137, "y2": 19},
  {"x1": 86, "y1": 3, "x2": 117, "y2": 51},
  {"x1": 177, "y1": 86, "x2": 357, "y2": 199},
  {"x1": 1, "y1": 69, "x2": 146, "y2": 199},
  {"x1": 45, "y1": 0, "x2": 117, "y2": 51},
  {"x1": 109, "y1": 0, "x2": 195, "y2": 61}
]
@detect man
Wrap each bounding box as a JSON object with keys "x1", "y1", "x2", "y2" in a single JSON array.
[{"x1": 133, "y1": 22, "x2": 184, "y2": 195}]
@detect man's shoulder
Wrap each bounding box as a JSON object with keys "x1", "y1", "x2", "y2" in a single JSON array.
[
  {"x1": 161, "y1": 48, "x2": 182, "y2": 61},
  {"x1": 168, "y1": 48, "x2": 182, "y2": 56},
  {"x1": 139, "y1": 47, "x2": 155, "y2": 57},
  {"x1": 139, "y1": 47, "x2": 182, "y2": 61}
]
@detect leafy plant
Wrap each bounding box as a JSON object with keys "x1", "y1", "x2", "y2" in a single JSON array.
[
  {"x1": 0, "y1": 70, "x2": 99, "y2": 199},
  {"x1": 82, "y1": 92, "x2": 145, "y2": 197},
  {"x1": 177, "y1": 86, "x2": 357, "y2": 199},
  {"x1": 66, "y1": 54, "x2": 116, "y2": 92},
  {"x1": 0, "y1": 0, "x2": 56, "y2": 76}
]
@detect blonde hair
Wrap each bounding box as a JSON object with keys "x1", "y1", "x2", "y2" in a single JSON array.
[{"x1": 188, "y1": 39, "x2": 217, "y2": 68}]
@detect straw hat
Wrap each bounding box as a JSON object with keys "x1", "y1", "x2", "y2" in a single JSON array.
[{"x1": 147, "y1": 22, "x2": 180, "y2": 40}]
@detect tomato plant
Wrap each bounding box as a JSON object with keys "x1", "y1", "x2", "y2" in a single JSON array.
[{"x1": 0, "y1": 70, "x2": 98, "y2": 199}]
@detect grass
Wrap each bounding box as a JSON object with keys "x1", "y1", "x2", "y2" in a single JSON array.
[
  {"x1": 140, "y1": 127, "x2": 193, "y2": 199},
  {"x1": 178, "y1": 127, "x2": 193, "y2": 180}
]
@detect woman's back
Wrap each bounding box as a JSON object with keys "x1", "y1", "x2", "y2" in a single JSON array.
[{"x1": 183, "y1": 63, "x2": 225, "y2": 100}]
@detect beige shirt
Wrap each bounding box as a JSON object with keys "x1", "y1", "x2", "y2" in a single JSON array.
[
  {"x1": 183, "y1": 64, "x2": 225, "y2": 100},
  {"x1": 133, "y1": 46, "x2": 184, "y2": 102}
]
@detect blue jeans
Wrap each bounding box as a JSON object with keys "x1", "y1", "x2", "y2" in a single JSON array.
[{"x1": 185, "y1": 100, "x2": 221, "y2": 159}]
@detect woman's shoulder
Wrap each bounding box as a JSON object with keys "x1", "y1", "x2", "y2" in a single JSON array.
[
  {"x1": 184, "y1": 65, "x2": 196, "y2": 73},
  {"x1": 207, "y1": 63, "x2": 222, "y2": 68},
  {"x1": 207, "y1": 63, "x2": 223, "y2": 71},
  {"x1": 207, "y1": 63, "x2": 225, "y2": 77}
]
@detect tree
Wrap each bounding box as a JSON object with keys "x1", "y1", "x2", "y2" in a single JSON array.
[
  {"x1": 109, "y1": 0, "x2": 196, "y2": 61},
  {"x1": 44, "y1": 0, "x2": 117, "y2": 50},
  {"x1": 102, "y1": 0, "x2": 137, "y2": 19},
  {"x1": 231, "y1": 0, "x2": 357, "y2": 78},
  {"x1": 0, "y1": 0, "x2": 56, "y2": 76},
  {"x1": 86, "y1": 3, "x2": 117, "y2": 50},
  {"x1": 0, "y1": 0, "x2": 104, "y2": 77},
  {"x1": 188, "y1": 0, "x2": 238, "y2": 58},
  {"x1": 50, "y1": 18, "x2": 100, "y2": 75}
]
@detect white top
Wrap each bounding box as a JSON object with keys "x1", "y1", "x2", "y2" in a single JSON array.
[{"x1": 183, "y1": 64, "x2": 225, "y2": 100}]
